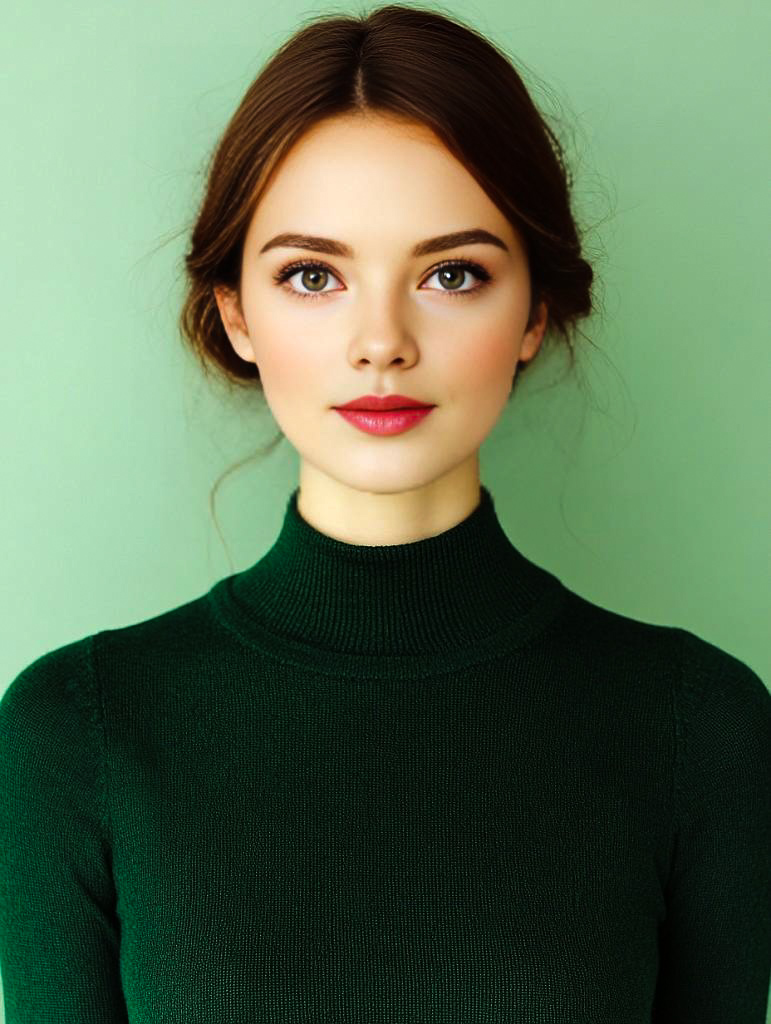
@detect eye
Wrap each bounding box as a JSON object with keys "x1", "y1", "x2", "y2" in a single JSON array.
[
  {"x1": 273, "y1": 261, "x2": 343, "y2": 300},
  {"x1": 422, "y1": 260, "x2": 491, "y2": 296},
  {"x1": 272, "y1": 258, "x2": 492, "y2": 301}
]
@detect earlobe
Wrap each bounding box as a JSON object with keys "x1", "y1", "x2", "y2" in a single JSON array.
[{"x1": 228, "y1": 334, "x2": 257, "y2": 366}]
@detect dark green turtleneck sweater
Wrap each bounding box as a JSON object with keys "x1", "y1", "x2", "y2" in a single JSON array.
[{"x1": 1, "y1": 485, "x2": 769, "y2": 1023}]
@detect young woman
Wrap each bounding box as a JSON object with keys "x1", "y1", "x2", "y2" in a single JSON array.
[{"x1": 1, "y1": 5, "x2": 768, "y2": 1022}]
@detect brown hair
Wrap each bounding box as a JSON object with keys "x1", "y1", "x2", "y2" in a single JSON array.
[{"x1": 171, "y1": 3, "x2": 607, "y2": 546}]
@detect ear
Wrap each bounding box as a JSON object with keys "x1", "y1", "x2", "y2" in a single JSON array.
[
  {"x1": 519, "y1": 300, "x2": 548, "y2": 364},
  {"x1": 213, "y1": 285, "x2": 256, "y2": 365}
]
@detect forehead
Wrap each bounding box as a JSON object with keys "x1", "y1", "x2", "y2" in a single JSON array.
[
  {"x1": 244, "y1": 113, "x2": 522, "y2": 258},
  {"x1": 272, "y1": 112, "x2": 452, "y2": 177}
]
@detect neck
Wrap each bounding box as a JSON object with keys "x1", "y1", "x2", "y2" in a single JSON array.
[{"x1": 208, "y1": 484, "x2": 567, "y2": 679}]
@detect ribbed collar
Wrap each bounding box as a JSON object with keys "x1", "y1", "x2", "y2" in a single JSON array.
[{"x1": 208, "y1": 484, "x2": 567, "y2": 678}]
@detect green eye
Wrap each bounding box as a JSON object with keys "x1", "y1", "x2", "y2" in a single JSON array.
[{"x1": 273, "y1": 258, "x2": 492, "y2": 302}]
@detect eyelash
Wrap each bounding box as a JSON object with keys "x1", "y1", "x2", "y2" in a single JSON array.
[{"x1": 271, "y1": 257, "x2": 492, "y2": 302}]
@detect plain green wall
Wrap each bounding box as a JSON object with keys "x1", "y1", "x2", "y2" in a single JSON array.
[{"x1": 1, "y1": 0, "x2": 768, "y2": 1013}]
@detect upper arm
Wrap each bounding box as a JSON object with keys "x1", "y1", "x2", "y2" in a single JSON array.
[
  {"x1": 0, "y1": 636, "x2": 128, "y2": 1023},
  {"x1": 652, "y1": 631, "x2": 771, "y2": 1022}
]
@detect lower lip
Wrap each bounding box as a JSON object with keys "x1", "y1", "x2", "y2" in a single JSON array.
[{"x1": 334, "y1": 407, "x2": 435, "y2": 436}]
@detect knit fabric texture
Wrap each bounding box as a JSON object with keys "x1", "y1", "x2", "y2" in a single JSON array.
[{"x1": 1, "y1": 484, "x2": 769, "y2": 1022}]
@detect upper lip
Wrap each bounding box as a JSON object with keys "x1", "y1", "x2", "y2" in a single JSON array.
[{"x1": 335, "y1": 394, "x2": 435, "y2": 411}]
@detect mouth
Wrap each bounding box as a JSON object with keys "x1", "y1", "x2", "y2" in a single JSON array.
[
  {"x1": 334, "y1": 405, "x2": 435, "y2": 436},
  {"x1": 335, "y1": 406, "x2": 432, "y2": 411}
]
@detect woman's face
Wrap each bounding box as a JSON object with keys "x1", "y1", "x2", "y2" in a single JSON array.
[{"x1": 215, "y1": 112, "x2": 547, "y2": 532}]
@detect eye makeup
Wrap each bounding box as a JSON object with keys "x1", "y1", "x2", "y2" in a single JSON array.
[{"x1": 271, "y1": 257, "x2": 493, "y2": 302}]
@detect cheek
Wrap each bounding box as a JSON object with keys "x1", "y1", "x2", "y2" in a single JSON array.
[
  {"x1": 251, "y1": 333, "x2": 328, "y2": 445},
  {"x1": 442, "y1": 327, "x2": 518, "y2": 401},
  {"x1": 260, "y1": 344, "x2": 315, "y2": 393},
  {"x1": 249, "y1": 309, "x2": 329, "y2": 405}
]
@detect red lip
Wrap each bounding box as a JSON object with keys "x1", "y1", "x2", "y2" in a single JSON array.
[
  {"x1": 335, "y1": 406, "x2": 435, "y2": 436},
  {"x1": 335, "y1": 394, "x2": 434, "y2": 411}
]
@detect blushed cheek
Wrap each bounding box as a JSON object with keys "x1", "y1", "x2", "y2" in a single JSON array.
[{"x1": 448, "y1": 330, "x2": 518, "y2": 400}]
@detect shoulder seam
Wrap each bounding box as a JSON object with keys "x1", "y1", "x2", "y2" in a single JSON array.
[
  {"x1": 668, "y1": 629, "x2": 706, "y2": 877},
  {"x1": 667, "y1": 631, "x2": 686, "y2": 879},
  {"x1": 80, "y1": 633, "x2": 112, "y2": 847}
]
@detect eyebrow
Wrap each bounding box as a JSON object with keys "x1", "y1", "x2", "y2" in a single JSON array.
[{"x1": 258, "y1": 228, "x2": 509, "y2": 259}]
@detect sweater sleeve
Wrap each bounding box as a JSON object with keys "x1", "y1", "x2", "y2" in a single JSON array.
[
  {"x1": 652, "y1": 631, "x2": 771, "y2": 1023},
  {"x1": 0, "y1": 635, "x2": 128, "y2": 1023}
]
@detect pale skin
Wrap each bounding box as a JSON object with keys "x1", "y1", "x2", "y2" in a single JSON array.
[{"x1": 214, "y1": 111, "x2": 548, "y2": 546}]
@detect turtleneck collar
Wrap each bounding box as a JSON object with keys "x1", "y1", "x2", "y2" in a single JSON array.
[{"x1": 207, "y1": 484, "x2": 567, "y2": 679}]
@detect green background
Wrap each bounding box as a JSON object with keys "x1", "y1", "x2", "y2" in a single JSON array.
[
  {"x1": 1, "y1": 1, "x2": 769, "y2": 1019},
  {"x1": 2, "y1": 1, "x2": 769, "y2": 685},
  {"x1": 3, "y1": 0, "x2": 769, "y2": 693}
]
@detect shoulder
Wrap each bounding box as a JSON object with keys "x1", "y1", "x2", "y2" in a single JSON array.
[
  {"x1": 87, "y1": 587, "x2": 218, "y2": 668},
  {"x1": 553, "y1": 589, "x2": 769, "y2": 728},
  {"x1": 1, "y1": 586, "x2": 218, "y2": 734},
  {"x1": 559, "y1": 587, "x2": 767, "y2": 683},
  {"x1": 671, "y1": 628, "x2": 770, "y2": 772},
  {"x1": 0, "y1": 633, "x2": 106, "y2": 810},
  {"x1": 0, "y1": 632, "x2": 98, "y2": 738}
]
